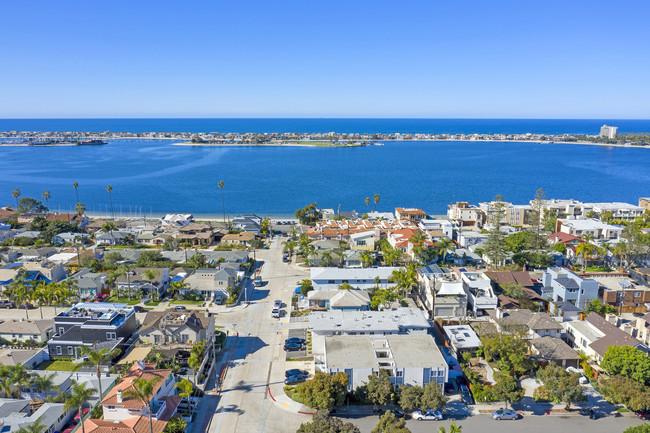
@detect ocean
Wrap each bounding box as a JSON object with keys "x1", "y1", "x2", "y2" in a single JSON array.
[
  {"x1": 1, "y1": 121, "x2": 649, "y2": 217},
  {"x1": 1, "y1": 118, "x2": 650, "y2": 135}
]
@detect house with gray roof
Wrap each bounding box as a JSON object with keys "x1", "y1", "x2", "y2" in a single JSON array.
[
  {"x1": 307, "y1": 290, "x2": 370, "y2": 311},
  {"x1": 115, "y1": 267, "x2": 170, "y2": 298},
  {"x1": 530, "y1": 336, "x2": 581, "y2": 369},
  {"x1": 182, "y1": 267, "x2": 238, "y2": 302},
  {"x1": 0, "y1": 318, "x2": 53, "y2": 343},
  {"x1": 489, "y1": 308, "x2": 563, "y2": 339},
  {"x1": 309, "y1": 308, "x2": 430, "y2": 337},
  {"x1": 542, "y1": 267, "x2": 598, "y2": 310},
  {"x1": 310, "y1": 267, "x2": 402, "y2": 291},
  {"x1": 0, "y1": 398, "x2": 74, "y2": 433},
  {"x1": 320, "y1": 334, "x2": 448, "y2": 390},
  {"x1": 68, "y1": 268, "x2": 109, "y2": 299},
  {"x1": 139, "y1": 310, "x2": 214, "y2": 350}
]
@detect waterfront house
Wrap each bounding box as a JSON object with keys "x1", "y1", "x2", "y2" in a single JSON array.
[
  {"x1": 174, "y1": 222, "x2": 223, "y2": 247},
  {"x1": 231, "y1": 215, "x2": 261, "y2": 234},
  {"x1": 447, "y1": 202, "x2": 486, "y2": 229},
  {"x1": 47, "y1": 302, "x2": 138, "y2": 359},
  {"x1": 395, "y1": 207, "x2": 427, "y2": 222},
  {"x1": 162, "y1": 213, "x2": 194, "y2": 227}
]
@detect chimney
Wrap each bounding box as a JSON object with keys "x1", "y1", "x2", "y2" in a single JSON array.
[
  {"x1": 496, "y1": 308, "x2": 504, "y2": 320},
  {"x1": 116, "y1": 389, "x2": 123, "y2": 403}
]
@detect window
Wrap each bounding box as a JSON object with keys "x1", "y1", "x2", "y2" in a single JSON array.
[
  {"x1": 635, "y1": 292, "x2": 642, "y2": 298},
  {"x1": 357, "y1": 240, "x2": 366, "y2": 246},
  {"x1": 181, "y1": 334, "x2": 190, "y2": 343},
  {"x1": 68, "y1": 347, "x2": 73, "y2": 355},
  {"x1": 56, "y1": 346, "x2": 62, "y2": 355},
  {"x1": 59, "y1": 327, "x2": 65, "y2": 335},
  {"x1": 328, "y1": 280, "x2": 335, "y2": 284},
  {"x1": 154, "y1": 335, "x2": 161, "y2": 344},
  {"x1": 396, "y1": 370, "x2": 403, "y2": 377},
  {"x1": 106, "y1": 332, "x2": 116, "y2": 340}
]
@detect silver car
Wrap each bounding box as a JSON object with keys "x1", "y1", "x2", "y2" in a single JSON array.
[
  {"x1": 411, "y1": 410, "x2": 443, "y2": 421},
  {"x1": 492, "y1": 408, "x2": 518, "y2": 420}
]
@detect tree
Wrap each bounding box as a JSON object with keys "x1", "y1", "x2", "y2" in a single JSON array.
[
  {"x1": 106, "y1": 185, "x2": 115, "y2": 220},
  {"x1": 600, "y1": 210, "x2": 614, "y2": 224},
  {"x1": 530, "y1": 188, "x2": 546, "y2": 249},
  {"x1": 81, "y1": 344, "x2": 121, "y2": 400},
  {"x1": 583, "y1": 299, "x2": 617, "y2": 317},
  {"x1": 599, "y1": 375, "x2": 650, "y2": 411},
  {"x1": 33, "y1": 281, "x2": 49, "y2": 319},
  {"x1": 372, "y1": 411, "x2": 411, "y2": 433},
  {"x1": 373, "y1": 194, "x2": 380, "y2": 211},
  {"x1": 542, "y1": 208, "x2": 558, "y2": 232},
  {"x1": 169, "y1": 281, "x2": 188, "y2": 300},
  {"x1": 64, "y1": 381, "x2": 96, "y2": 433},
  {"x1": 481, "y1": 333, "x2": 532, "y2": 375},
  {"x1": 17, "y1": 197, "x2": 48, "y2": 214},
  {"x1": 31, "y1": 372, "x2": 60, "y2": 400},
  {"x1": 218, "y1": 180, "x2": 226, "y2": 223},
  {"x1": 365, "y1": 197, "x2": 371, "y2": 210},
  {"x1": 321, "y1": 250, "x2": 333, "y2": 267},
  {"x1": 536, "y1": 363, "x2": 584, "y2": 409},
  {"x1": 16, "y1": 417, "x2": 47, "y2": 433},
  {"x1": 338, "y1": 282, "x2": 354, "y2": 290},
  {"x1": 299, "y1": 279, "x2": 313, "y2": 296},
  {"x1": 11, "y1": 188, "x2": 21, "y2": 208},
  {"x1": 295, "y1": 203, "x2": 321, "y2": 225},
  {"x1": 175, "y1": 378, "x2": 194, "y2": 415},
  {"x1": 437, "y1": 422, "x2": 462, "y2": 433},
  {"x1": 435, "y1": 238, "x2": 454, "y2": 264},
  {"x1": 366, "y1": 369, "x2": 394, "y2": 408},
  {"x1": 297, "y1": 371, "x2": 348, "y2": 410},
  {"x1": 398, "y1": 385, "x2": 423, "y2": 412},
  {"x1": 10, "y1": 364, "x2": 32, "y2": 398},
  {"x1": 484, "y1": 194, "x2": 507, "y2": 266},
  {"x1": 40, "y1": 190, "x2": 51, "y2": 210},
  {"x1": 601, "y1": 346, "x2": 650, "y2": 385},
  {"x1": 419, "y1": 381, "x2": 447, "y2": 411},
  {"x1": 75, "y1": 202, "x2": 86, "y2": 218},
  {"x1": 360, "y1": 250, "x2": 374, "y2": 268},
  {"x1": 491, "y1": 372, "x2": 524, "y2": 409},
  {"x1": 576, "y1": 242, "x2": 596, "y2": 271},
  {"x1": 370, "y1": 288, "x2": 399, "y2": 310},
  {"x1": 164, "y1": 417, "x2": 188, "y2": 433},
  {"x1": 123, "y1": 377, "x2": 161, "y2": 433},
  {"x1": 188, "y1": 352, "x2": 201, "y2": 390},
  {"x1": 73, "y1": 182, "x2": 80, "y2": 203},
  {"x1": 297, "y1": 410, "x2": 360, "y2": 433},
  {"x1": 552, "y1": 242, "x2": 567, "y2": 254},
  {"x1": 624, "y1": 425, "x2": 650, "y2": 433}
]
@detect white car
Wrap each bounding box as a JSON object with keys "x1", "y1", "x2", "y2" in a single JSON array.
[{"x1": 411, "y1": 410, "x2": 443, "y2": 421}]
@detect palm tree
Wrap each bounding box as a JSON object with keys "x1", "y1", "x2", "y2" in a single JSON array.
[
  {"x1": 106, "y1": 185, "x2": 115, "y2": 220},
  {"x1": 169, "y1": 281, "x2": 188, "y2": 300},
  {"x1": 181, "y1": 242, "x2": 192, "y2": 263},
  {"x1": 31, "y1": 372, "x2": 60, "y2": 401},
  {"x1": 12, "y1": 188, "x2": 21, "y2": 209},
  {"x1": 75, "y1": 202, "x2": 86, "y2": 218},
  {"x1": 64, "y1": 381, "x2": 96, "y2": 433},
  {"x1": 218, "y1": 180, "x2": 226, "y2": 223},
  {"x1": 41, "y1": 190, "x2": 51, "y2": 210},
  {"x1": 360, "y1": 250, "x2": 374, "y2": 268},
  {"x1": 72, "y1": 182, "x2": 80, "y2": 203},
  {"x1": 365, "y1": 197, "x2": 370, "y2": 210},
  {"x1": 16, "y1": 416, "x2": 47, "y2": 433},
  {"x1": 116, "y1": 264, "x2": 135, "y2": 300},
  {"x1": 81, "y1": 344, "x2": 121, "y2": 400},
  {"x1": 122, "y1": 377, "x2": 161, "y2": 433},
  {"x1": 188, "y1": 352, "x2": 201, "y2": 390},
  {"x1": 175, "y1": 378, "x2": 194, "y2": 416},
  {"x1": 321, "y1": 250, "x2": 333, "y2": 267},
  {"x1": 390, "y1": 268, "x2": 411, "y2": 298},
  {"x1": 0, "y1": 366, "x2": 12, "y2": 398},
  {"x1": 33, "y1": 281, "x2": 49, "y2": 319},
  {"x1": 576, "y1": 242, "x2": 595, "y2": 271},
  {"x1": 103, "y1": 221, "x2": 117, "y2": 245},
  {"x1": 410, "y1": 230, "x2": 427, "y2": 262},
  {"x1": 144, "y1": 269, "x2": 158, "y2": 299},
  {"x1": 10, "y1": 364, "x2": 32, "y2": 398},
  {"x1": 438, "y1": 421, "x2": 462, "y2": 433},
  {"x1": 436, "y1": 238, "x2": 454, "y2": 265},
  {"x1": 373, "y1": 194, "x2": 380, "y2": 211}
]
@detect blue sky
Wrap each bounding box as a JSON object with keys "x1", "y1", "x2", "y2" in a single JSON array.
[{"x1": 1, "y1": 0, "x2": 649, "y2": 118}]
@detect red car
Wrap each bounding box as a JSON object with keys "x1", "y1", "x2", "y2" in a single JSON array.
[
  {"x1": 636, "y1": 410, "x2": 650, "y2": 420},
  {"x1": 73, "y1": 408, "x2": 89, "y2": 423}
]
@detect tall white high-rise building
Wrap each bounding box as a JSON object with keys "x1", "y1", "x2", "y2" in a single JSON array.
[{"x1": 599, "y1": 124, "x2": 618, "y2": 139}]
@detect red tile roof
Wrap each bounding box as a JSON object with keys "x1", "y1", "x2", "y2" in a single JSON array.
[
  {"x1": 83, "y1": 416, "x2": 167, "y2": 433},
  {"x1": 102, "y1": 363, "x2": 172, "y2": 410},
  {"x1": 547, "y1": 232, "x2": 583, "y2": 244}
]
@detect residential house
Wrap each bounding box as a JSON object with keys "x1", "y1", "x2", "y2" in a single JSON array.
[
  {"x1": 47, "y1": 303, "x2": 138, "y2": 359},
  {"x1": 489, "y1": 309, "x2": 563, "y2": 339},
  {"x1": 139, "y1": 310, "x2": 214, "y2": 349},
  {"x1": 182, "y1": 267, "x2": 238, "y2": 302},
  {"x1": 557, "y1": 218, "x2": 623, "y2": 240},
  {"x1": 320, "y1": 334, "x2": 448, "y2": 390},
  {"x1": 20, "y1": 260, "x2": 66, "y2": 282},
  {"x1": 95, "y1": 230, "x2": 132, "y2": 246},
  {"x1": 82, "y1": 362, "x2": 180, "y2": 433},
  {"x1": 349, "y1": 230, "x2": 375, "y2": 251},
  {"x1": 479, "y1": 201, "x2": 533, "y2": 227},
  {"x1": 52, "y1": 232, "x2": 91, "y2": 245},
  {"x1": 542, "y1": 267, "x2": 599, "y2": 310},
  {"x1": 418, "y1": 219, "x2": 453, "y2": 238},
  {"x1": 460, "y1": 271, "x2": 498, "y2": 316},
  {"x1": 0, "y1": 347, "x2": 49, "y2": 368},
  {"x1": 174, "y1": 223, "x2": 222, "y2": 247},
  {"x1": 220, "y1": 232, "x2": 255, "y2": 246},
  {"x1": 598, "y1": 277, "x2": 650, "y2": 313},
  {"x1": 306, "y1": 290, "x2": 370, "y2": 311},
  {"x1": 631, "y1": 268, "x2": 650, "y2": 286},
  {"x1": 443, "y1": 324, "x2": 482, "y2": 355},
  {"x1": 0, "y1": 398, "x2": 74, "y2": 433},
  {"x1": 530, "y1": 336, "x2": 581, "y2": 369},
  {"x1": 555, "y1": 301, "x2": 582, "y2": 322},
  {"x1": 15, "y1": 247, "x2": 57, "y2": 261},
  {"x1": 457, "y1": 230, "x2": 488, "y2": 248},
  {"x1": 231, "y1": 215, "x2": 261, "y2": 234},
  {"x1": 387, "y1": 228, "x2": 433, "y2": 257},
  {"x1": 115, "y1": 267, "x2": 170, "y2": 299},
  {"x1": 447, "y1": 202, "x2": 486, "y2": 229},
  {"x1": 161, "y1": 213, "x2": 194, "y2": 227},
  {"x1": 309, "y1": 308, "x2": 430, "y2": 338},
  {"x1": 0, "y1": 319, "x2": 53, "y2": 343},
  {"x1": 310, "y1": 267, "x2": 402, "y2": 291},
  {"x1": 68, "y1": 268, "x2": 109, "y2": 299},
  {"x1": 136, "y1": 231, "x2": 170, "y2": 247},
  {"x1": 589, "y1": 202, "x2": 646, "y2": 220},
  {"x1": 395, "y1": 207, "x2": 427, "y2": 222},
  {"x1": 417, "y1": 267, "x2": 467, "y2": 318},
  {"x1": 640, "y1": 198, "x2": 650, "y2": 212},
  {"x1": 547, "y1": 231, "x2": 583, "y2": 248},
  {"x1": 565, "y1": 312, "x2": 647, "y2": 362}
]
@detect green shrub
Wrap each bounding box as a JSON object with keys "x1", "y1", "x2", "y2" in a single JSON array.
[{"x1": 534, "y1": 385, "x2": 551, "y2": 402}]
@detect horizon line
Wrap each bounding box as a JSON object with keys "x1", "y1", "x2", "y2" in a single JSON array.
[{"x1": 2, "y1": 116, "x2": 650, "y2": 121}]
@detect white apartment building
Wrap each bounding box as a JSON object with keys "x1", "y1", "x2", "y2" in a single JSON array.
[{"x1": 599, "y1": 124, "x2": 618, "y2": 139}]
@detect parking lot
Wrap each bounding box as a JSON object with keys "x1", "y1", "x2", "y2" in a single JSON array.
[{"x1": 285, "y1": 327, "x2": 308, "y2": 360}]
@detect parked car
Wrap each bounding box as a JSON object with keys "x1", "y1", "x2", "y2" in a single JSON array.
[
  {"x1": 133, "y1": 305, "x2": 145, "y2": 313},
  {"x1": 285, "y1": 369, "x2": 308, "y2": 378},
  {"x1": 636, "y1": 410, "x2": 650, "y2": 420},
  {"x1": 411, "y1": 410, "x2": 443, "y2": 421},
  {"x1": 18, "y1": 303, "x2": 35, "y2": 309},
  {"x1": 285, "y1": 337, "x2": 306, "y2": 345},
  {"x1": 492, "y1": 409, "x2": 518, "y2": 420},
  {"x1": 73, "y1": 408, "x2": 89, "y2": 423},
  {"x1": 283, "y1": 342, "x2": 304, "y2": 352},
  {"x1": 444, "y1": 382, "x2": 455, "y2": 394},
  {"x1": 382, "y1": 409, "x2": 405, "y2": 418},
  {"x1": 460, "y1": 384, "x2": 473, "y2": 405},
  {"x1": 173, "y1": 305, "x2": 187, "y2": 311},
  {"x1": 284, "y1": 374, "x2": 307, "y2": 385},
  {"x1": 579, "y1": 375, "x2": 589, "y2": 385},
  {"x1": 0, "y1": 300, "x2": 14, "y2": 309}
]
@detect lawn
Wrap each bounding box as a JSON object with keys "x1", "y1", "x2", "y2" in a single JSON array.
[
  {"x1": 107, "y1": 297, "x2": 140, "y2": 305},
  {"x1": 145, "y1": 300, "x2": 160, "y2": 306},
  {"x1": 170, "y1": 300, "x2": 204, "y2": 305},
  {"x1": 38, "y1": 360, "x2": 82, "y2": 372},
  {"x1": 585, "y1": 266, "x2": 613, "y2": 272}
]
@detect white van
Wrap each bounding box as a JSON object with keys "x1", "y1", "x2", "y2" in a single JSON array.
[{"x1": 272, "y1": 307, "x2": 280, "y2": 318}]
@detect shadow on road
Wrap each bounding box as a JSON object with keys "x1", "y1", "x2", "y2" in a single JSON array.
[
  {"x1": 215, "y1": 403, "x2": 245, "y2": 415},
  {"x1": 444, "y1": 400, "x2": 474, "y2": 419},
  {"x1": 229, "y1": 336, "x2": 268, "y2": 362}
]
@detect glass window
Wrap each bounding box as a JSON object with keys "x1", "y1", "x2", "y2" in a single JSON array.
[
  {"x1": 67, "y1": 347, "x2": 73, "y2": 355},
  {"x1": 56, "y1": 346, "x2": 62, "y2": 355}
]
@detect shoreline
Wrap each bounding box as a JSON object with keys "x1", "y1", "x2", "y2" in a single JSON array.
[{"x1": 0, "y1": 137, "x2": 647, "y2": 149}]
